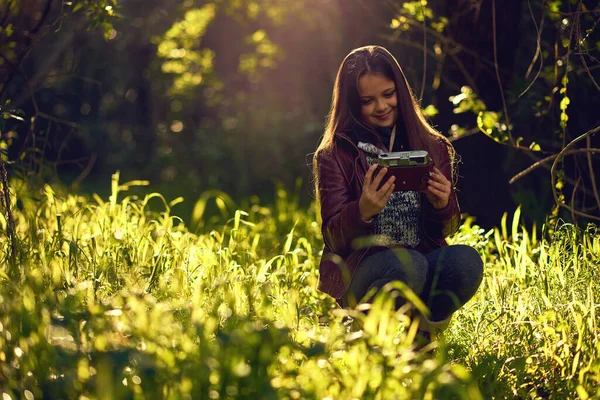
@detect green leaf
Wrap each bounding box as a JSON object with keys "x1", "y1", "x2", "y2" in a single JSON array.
[
  {"x1": 422, "y1": 104, "x2": 438, "y2": 118},
  {"x1": 283, "y1": 221, "x2": 297, "y2": 253},
  {"x1": 512, "y1": 206, "x2": 521, "y2": 240},
  {"x1": 576, "y1": 385, "x2": 589, "y2": 400},
  {"x1": 169, "y1": 197, "x2": 184, "y2": 207},
  {"x1": 2, "y1": 111, "x2": 24, "y2": 122},
  {"x1": 529, "y1": 142, "x2": 542, "y2": 151},
  {"x1": 477, "y1": 111, "x2": 508, "y2": 143}
]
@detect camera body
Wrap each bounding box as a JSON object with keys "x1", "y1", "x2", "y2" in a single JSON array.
[{"x1": 377, "y1": 150, "x2": 433, "y2": 192}]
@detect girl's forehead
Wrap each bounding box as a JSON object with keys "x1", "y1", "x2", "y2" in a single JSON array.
[{"x1": 358, "y1": 73, "x2": 395, "y2": 95}]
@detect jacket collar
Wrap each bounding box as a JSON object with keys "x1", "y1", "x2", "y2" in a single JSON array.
[
  {"x1": 333, "y1": 131, "x2": 369, "y2": 185},
  {"x1": 334, "y1": 126, "x2": 386, "y2": 152}
]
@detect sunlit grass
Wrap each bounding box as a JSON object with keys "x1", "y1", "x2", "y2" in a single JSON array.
[{"x1": 0, "y1": 173, "x2": 598, "y2": 399}]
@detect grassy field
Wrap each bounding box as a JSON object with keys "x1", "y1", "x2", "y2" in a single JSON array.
[{"x1": 0, "y1": 173, "x2": 599, "y2": 399}]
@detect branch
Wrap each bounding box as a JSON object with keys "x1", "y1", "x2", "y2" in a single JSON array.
[
  {"x1": 0, "y1": 0, "x2": 13, "y2": 27},
  {"x1": 378, "y1": 34, "x2": 440, "y2": 59},
  {"x1": 71, "y1": 154, "x2": 97, "y2": 189},
  {"x1": 491, "y1": 0, "x2": 513, "y2": 144},
  {"x1": 54, "y1": 157, "x2": 93, "y2": 166},
  {"x1": 582, "y1": 203, "x2": 600, "y2": 213},
  {"x1": 29, "y1": 0, "x2": 55, "y2": 36},
  {"x1": 519, "y1": 0, "x2": 545, "y2": 98},
  {"x1": 570, "y1": 175, "x2": 582, "y2": 223},
  {"x1": 1, "y1": 0, "x2": 57, "y2": 101},
  {"x1": 432, "y1": 40, "x2": 447, "y2": 90},
  {"x1": 509, "y1": 148, "x2": 600, "y2": 184},
  {"x1": 0, "y1": 155, "x2": 18, "y2": 279},
  {"x1": 36, "y1": 72, "x2": 103, "y2": 88},
  {"x1": 448, "y1": 127, "x2": 480, "y2": 142},
  {"x1": 36, "y1": 112, "x2": 79, "y2": 129},
  {"x1": 382, "y1": 6, "x2": 497, "y2": 73},
  {"x1": 575, "y1": 8, "x2": 600, "y2": 92},
  {"x1": 0, "y1": 52, "x2": 80, "y2": 169},
  {"x1": 378, "y1": 34, "x2": 479, "y2": 94},
  {"x1": 401, "y1": 17, "x2": 497, "y2": 71},
  {"x1": 54, "y1": 126, "x2": 76, "y2": 175},
  {"x1": 545, "y1": 8, "x2": 600, "y2": 16},
  {"x1": 0, "y1": 53, "x2": 39, "y2": 114},
  {"x1": 560, "y1": 4, "x2": 577, "y2": 147},
  {"x1": 449, "y1": 52, "x2": 480, "y2": 94},
  {"x1": 0, "y1": 53, "x2": 43, "y2": 157},
  {"x1": 586, "y1": 135, "x2": 600, "y2": 212},
  {"x1": 558, "y1": 195, "x2": 600, "y2": 221},
  {"x1": 551, "y1": 125, "x2": 600, "y2": 221}
]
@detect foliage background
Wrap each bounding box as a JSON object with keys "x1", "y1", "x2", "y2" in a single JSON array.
[
  {"x1": 1, "y1": 175, "x2": 599, "y2": 398},
  {"x1": 2, "y1": 0, "x2": 599, "y2": 228},
  {"x1": 1, "y1": 1, "x2": 600, "y2": 398}
]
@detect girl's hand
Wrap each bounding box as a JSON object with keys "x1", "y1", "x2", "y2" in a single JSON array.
[
  {"x1": 359, "y1": 164, "x2": 395, "y2": 221},
  {"x1": 425, "y1": 166, "x2": 452, "y2": 209}
]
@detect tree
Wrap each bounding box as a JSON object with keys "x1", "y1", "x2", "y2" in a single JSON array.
[
  {"x1": 383, "y1": 0, "x2": 600, "y2": 227},
  {"x1": 0, "y1": 0, "x2": 119, "y2": 278}
]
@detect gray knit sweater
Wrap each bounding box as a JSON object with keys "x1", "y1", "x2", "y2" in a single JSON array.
[{"x1": 360, "y1": 142, "x2": 421, "y2": 248}]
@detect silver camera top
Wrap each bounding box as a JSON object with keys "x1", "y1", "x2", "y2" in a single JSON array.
[{"x1": 377, "y1": 150, "x2": 430, "y2": 167}]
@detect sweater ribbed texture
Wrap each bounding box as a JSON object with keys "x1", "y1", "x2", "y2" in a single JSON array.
[{"x1": 365, "y1": 154, "x2": 421, "y2": 247}]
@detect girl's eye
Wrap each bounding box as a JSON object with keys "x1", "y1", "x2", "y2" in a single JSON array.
[
  {"x1": 384, "y1": 91, "x2": 395, "y2": 98},
  {"x1": 361, "y1": 99, "x2": 372, "y2": 105}
]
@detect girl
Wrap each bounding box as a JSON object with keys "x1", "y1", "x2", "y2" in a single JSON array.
[{"x1": 313, "y1": 45, "x2": 483, "y2": 333}]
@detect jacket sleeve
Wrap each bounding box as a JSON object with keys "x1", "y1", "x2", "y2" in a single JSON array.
[
  {"x1": 422, "y1": 140, "x2": 461, "y2": 239},
  {"x1": 316, "y1": 149, "x2": 373, "y2": 255}
]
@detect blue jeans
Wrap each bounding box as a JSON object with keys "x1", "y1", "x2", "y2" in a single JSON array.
[{"x1": 342, "y1": 245, "x2": 483, "y2": 322}]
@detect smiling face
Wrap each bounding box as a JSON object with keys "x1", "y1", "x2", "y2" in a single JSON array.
[{"x1": 357, "y1": 72, "x2": 398, "y2": 128}]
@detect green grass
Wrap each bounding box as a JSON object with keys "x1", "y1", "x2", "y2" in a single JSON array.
[{"x1": 0, "y1": 172, "x2": 599, "y2": 399}]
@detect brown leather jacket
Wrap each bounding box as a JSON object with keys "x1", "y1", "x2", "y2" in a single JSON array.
[{"x1": 315, "y1": 131, "x2": 461, "y2": 301}]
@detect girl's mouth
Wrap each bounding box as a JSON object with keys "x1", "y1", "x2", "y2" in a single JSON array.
[{"x1": 375, "y1": 110, "x2": 392, "y2": 120}]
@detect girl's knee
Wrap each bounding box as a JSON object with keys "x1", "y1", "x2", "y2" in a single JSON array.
[
  {"x1": 450, "y1": 245, "x2": 484, "y2": 275},
  {"x1": 389, "y1": 249, "x2": 428, "y2": 294},
  {"x1": 466, "y1": 246, "x2": 484, "y2": 281},
  {"x1": 453, "y1": 245, "x2": 484, "y2": 297}
]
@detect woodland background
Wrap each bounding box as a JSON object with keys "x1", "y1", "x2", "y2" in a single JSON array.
[
  {"x1": 2, "y1": 0, "x2": 600, "y2": 228},
  {"x1": 2, "y1": 1, "x2": 600, "y2": 398}
]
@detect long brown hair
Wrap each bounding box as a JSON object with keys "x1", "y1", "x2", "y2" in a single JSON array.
[{"x1": 313, "y1": 45, "x2": 455, "y2": 198}]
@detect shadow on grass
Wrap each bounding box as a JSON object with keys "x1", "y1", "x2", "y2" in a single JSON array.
[{"x1": 445, "y1": 341, "x2": 517, "y2": 399}]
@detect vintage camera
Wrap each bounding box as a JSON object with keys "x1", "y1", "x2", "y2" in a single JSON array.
[{"x1": 377, "y1": 150, "x2": 433, "y2": 192}]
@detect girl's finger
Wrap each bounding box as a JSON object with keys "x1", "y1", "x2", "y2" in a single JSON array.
[
  {"x1": 427, "y1": 184, "x2": 444, "y2": 195},
  {"x1": 430, "y1": 171, "x2": 449, "y2": 184},
  {"x1": 378, "y1": 177, "x2": 395, "y2": 200},
  {"x1": 383, "y1": 180, "x2": 395, "y2": 201},
  {"x1": 371, "y1": 167, "x2": 388, "y2": 189},
  {"x1": 364, "y1": 164, "x2": 377, "y2": 187},
  {"x1": 428, "y1": 179, "x2": 449, "y2": 192},
  {"x1": 427, "y1": 190, "x2": 448, "y2": 203}
]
